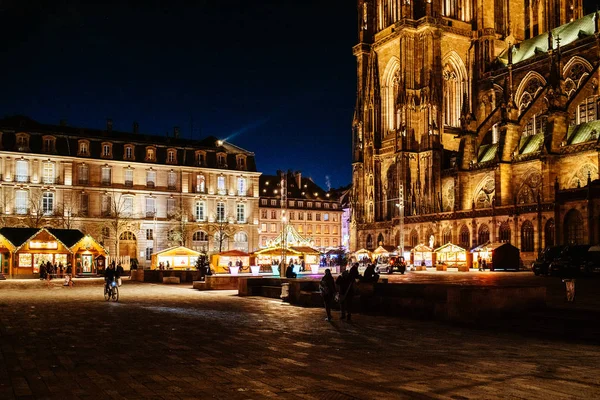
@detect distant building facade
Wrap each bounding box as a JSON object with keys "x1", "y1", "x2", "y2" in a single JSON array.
[
  {"x1": 258, "y1": 171, "x2": 343, "y2": 251},
  {"x1": 352, "y1": 1, "x2": 599, "y2": 263},
  {"x1": 0, "y1": 116, "x2": 260, "y2": 268}
]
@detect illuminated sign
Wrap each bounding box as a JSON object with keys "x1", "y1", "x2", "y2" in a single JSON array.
[{"x1": 30, "y1": 241, "x2": 58, "y2": 250}]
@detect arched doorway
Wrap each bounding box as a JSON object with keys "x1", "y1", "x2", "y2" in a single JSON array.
[
  {"x1": 377, "y1": 233, "x2": 385, "y2": 246},
  {"x1": 564, "y1": 209, "x2": 584, "y2": 245},
  {"x1": 119, "y1": 231, "x2": 137, "y2": 259},
  {"x1": 478, "y1": 224, "x2": 490, "y2": 245}
]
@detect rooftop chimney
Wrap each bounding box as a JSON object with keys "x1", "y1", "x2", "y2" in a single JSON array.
[
  {"x1": 106, "y1": 118, "x2": 113, "y2": 132},
  {"x1": 173, "y1": 126, "x2": 180, "y2": 139},
  {"x1": 294, "y1": 171, "x2": 302, "y2": 188},
  {"x1": 133, "y1": 121, "x2": 139, "y2": 134}
]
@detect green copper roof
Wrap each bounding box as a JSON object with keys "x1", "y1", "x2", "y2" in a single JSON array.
[
  {"x1": 498, "y1": 13, "x2": 597, "y2": 66},
  {"x1": 567, "y1": 120, "x2": 600, "y2": 145},
  {"x1": 478, "y1": 143, "x2": 498, "y2": 163},
  {"x1": 519, "y1": 133, "x2": 544, "y2": 154}
]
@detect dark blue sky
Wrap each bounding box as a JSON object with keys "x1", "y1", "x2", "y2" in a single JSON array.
[
  {"x1": 1, "y1": 1, "x2": 596, "y2": 189},
  {"x1": 0, "y1": 0, "x2": 357, "y2": 190}
]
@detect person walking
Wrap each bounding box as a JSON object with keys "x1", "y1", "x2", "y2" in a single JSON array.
[
  {"x1": 336, "y1": 263, "x2": 360, "y2": 321},
  {"x1": 319, "y1": 269, "x2": 337, "y2": 321},
  {"x1": 116, "y1": 262, "x2": 124, "y2": 286}
]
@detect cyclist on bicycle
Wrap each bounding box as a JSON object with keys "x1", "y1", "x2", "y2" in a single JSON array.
[{"x1": 105, "y1": 262, "x2": 117, "y2": 291}]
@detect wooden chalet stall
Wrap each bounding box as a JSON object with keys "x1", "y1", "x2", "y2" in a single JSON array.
[
  {"x1": 434, "y1": 243, "x2": 468, "y2": 270},
  {"x1": 152, "y1": 246, "x2": 202, "y2": 270},
  {"x1": 211, "y1": 249, "x2": 252, "y2": 274},
  {"x1": 254, "y1": 225, "x2": 320, "y2": 273},
  {"x1": 471, "y1": 242, "x2": 520, "y2": 271},
  {"x1": 0, "y1": 228, "x2": 106, "y2": 278},
  {"x1": 412, "y1": 244, "x2": 434, "y2": 267}
]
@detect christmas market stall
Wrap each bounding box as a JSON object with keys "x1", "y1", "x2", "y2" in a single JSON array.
[
  {"x1": 210, "y1": 249, "x2": 253, "y2": 274},
  {"x1": 411, "y1": 244, "x2": 434, "y2": 267},
  {"x1": 0, "y1": 227, "x2": 106, "y2": 278},
  {"x1": 152, "y1": 246, "x2": 202, "y2": 270},
  {"x1": 470, "y1": 242, "x2": 520, "y2": 271},
  {"x1": 253, "y1": 225, "x2": 320, "y2": 274},
  {"x1": 353, "y1": 248, "x2": 372, "y2": 263},
  {"x1": 433, "y1": 243, "x2": 468, "y2": 268}
]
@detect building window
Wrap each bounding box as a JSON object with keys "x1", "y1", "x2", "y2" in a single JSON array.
[
  {"x1": 478, "y1": 224, "x2": 490, "y2": 245},
  {"x1": 146, "y1": 247, "x2": 153, "y2": 261},
  {"x1": 101, "y1": 166, "x2": 112, "y2": 185},
  {"x1": 288, "y1": 200, "x2": 295, "y2": 207},
  {"x1": 270, "y1": 210, "x2": 276, "y2": 219},
  {"x1": 459, "y1": 225, "x2": 470, "y2": 248},
  {"x1": 167, "y1": 198, "x2": 176, "y2": 217},
  {"x1": 332, "y1": 226, "x2": 337, "y2": 234},
  {"x1": 15, "y1": 190, "x2": 28, "y2": 214},
  {"x1": 123, "y1": 196, "x2": 134, "y2": 217},
  {"x1": 236, "y1": 204, "x2": 245, "y2": 223},
  {"x1": 307, "y1": 213, "x2": 312, "y2": 221},
  {"x1": 42, "y1": 162, "x2": 55, "y2": 184},
  {"x1": 15, "y1": 160, "x2": 28, "y2": 183},
  {"x1": 79, "y1": 193, "x2": 89, "y2": 216},
  {"x1": 333, "y1": 214, "x2": 338, "y2": 222},
  {"x1": 217, "y1": 176, "x2": 226, "y2": 195},
  {"x1": 316, "y1": 202, "x2": 321, "y2": 208},
  {"x1": 297, "y1": 225, "x2": 303, "y2": 234},
  {"x1": 101, "y1": 195, "x2": 111, "y2": 216},
  {"x1": 307, "y1": 202, "x2": 313, "y2": 208},
  {"x1": 576, "y1": 96, "x2": 598, "y2": 124},
  {"x1": 145, "y1": 197, "x2": 155, "y2": 218},
  {"x1": 410, "y1": 230, "x2": 418, "y2": 247},
  {"x1": 42, "y1": 192, "x2": 54, "y2": 215},
  {"x1": 124, "y1": 168, "x2": 133, "y2": 187},
  {"x1": 192, "y1": 231, "x2": 209, "y2": 252},
  {"x1": 333, "y1": 204, "x2": 338, "y2": 209},
  {"x1": 521, "y1": 220, "x2": 535, "y2": 251},
  {"x1": 316, "y1": 213, "x2": 321, "y2": 221},
  {"x1": 196, "y1": 175, "x2": 206, "y2": 193},
  {"x1": 499, "y1": 223, "x2": 511, "y2": 243},
  {"x1": 316, "y1": 225, "x2": 321, "y2": 234},
  {"x1": 78, "y1": 140, "x2": 89, "y2": 156},
  {"x1": 323, "y1": 213, "x2": 329, "y2": 221},
  {"x1": 261, "y1": 199, "x2": 267, "y2": 205},
  {"x1": 298, "y1": 201, "x2": 304, "y2": 207},
  {"x1": 15, "y1": 134, "x2": 30, "y2": 151},
  {"x1": 289, "y1": 211, "x2": 295, "y2": 220},
  {"x1": 261, "y1": 223, "x2": 267, "y2": 232},
  {"x1": 217, "y1": 153, "x2": 227, "y2": 167},
  {"x1": 366, "y1": 234, "x2": 374, "y2": 249},
  {"x1": 442, "y1": 228, "x2": 452, "y2": 244},
  {"x1": 237, "y1": 177, "x2": 247, "y2": 196},
  {"x1": 270, "y1": 199, "x2": 277, "y2": 206},
  {"x1": 102, "y1": 143, "x2": 112, "y2": 158},
  {"x1": 261, "y1": 210, "x2": 267, "y2": 219},
  {"x1": 168, "y1": 171, "x2": 177, "y2": 190},
  {"x1": 195, "y1": 151, "x2": 206, "y2": 166},
  {"x1": 564, "y1": 209, "x2": 583, "y2": 245},
  {"x1": 233, "y1": 232, "x2": 248, "y2": 252},
  {"x1": 324, "y1": 226, "x2": 330, "y2": 234},
  {"x1": 298, "y1": 212, "x2": 304, "y2": 220},
  {"x1": 236, "y1": 155, "x2": 247, "y2": 170},
  {"x1": 146, "y1": 229, "x2": 153, "y2": 240},
  {"x1": 216, "y1": 202, "x2": 226, "y2": 222},
  {"x1": 195, "y1": 201, "x2": 206, "y2": 222},
  {"x1": 146, "y1": 170, "x2": 156, "y2": 188},
  {"x1": 78, "y1": 164, "x2": 89, "y2": 185},
  {"x1": 146, "y1": 147, "x2": 156, "y2": 161},
  {"x1": 42, "y1": 136, "x2": 56, "y2": 153},
  {"x1": 270, "y1": 223, "x2": 277, "y2": 233},
  {"x1": 522, "y1": 114, "x2": 547, "y2": 137},
  {"x1": 124, "y1": 145, "x2": 134, "y2": 160},
  {"x1": 167, "y1": 149, "x2": 176, "y2": 164}
]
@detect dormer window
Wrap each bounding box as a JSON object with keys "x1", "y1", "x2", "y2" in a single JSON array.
[
  {"x1": 217, "y1": 152, "x2": 227, "y2": 168},
  {"x1": 15, "y1": 133, "x2": 30, "y2": 151},
  {"x1": 236, "y1": 155, "x2": 247, "y2": 170},
  {"x1": 78, "y1": 140, "x2": 90, "y2": 156},
  {"x1": 145, "y1": 146, "x2": 156, "y2": 162},
  {"x1": 195, "y1": 151, "x2": 206, "y2": 166},
  {"x1": 167, "y1": 148, "x2": 177, "y2": 164},
  {"x1": 124, "y1": 144, "x2": 135, "y2": 161},
  {"x1": 42, "y1": 136, "x2": 56, "y2": 153},
  {"x1": 101, "y1": 142, "x2": 113, "y2": 159}
]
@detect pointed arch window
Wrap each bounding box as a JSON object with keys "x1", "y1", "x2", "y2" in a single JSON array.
[
  {"x1": 564, "y1": 209, "x2": 583, "y2": 245},
  {"x1": 478, "y1": 224, "x2": 490, "y2": 245},
  {"x1": 521, "y1": 220, "x2": 535, "y2": 252},
  {"x1": 442, "y1": 56, "x2": 466, "y2": 128},
  {"x1": 459, "y1": 225, "x2": 470, "y2": 248}
]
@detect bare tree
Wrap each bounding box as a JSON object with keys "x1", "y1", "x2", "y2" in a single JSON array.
[
  {"x1": 21, "y1": 189, "x2": 51, "y2": 229},
  {"x1": 167, "y1": 199, "x2": 193, "y2": 247},
  {"x1": 101, "y1": 191, "x2": 134, "y2": 258},
  {"x1": 210, "y1": 213, "x2": 235, "y2": 253},
  {"x1": 55, "y1": 191, "x2": 78, "y2": 229},
  {"x1": 0, "y1": 188, "x2": 15, "y2": 227}
]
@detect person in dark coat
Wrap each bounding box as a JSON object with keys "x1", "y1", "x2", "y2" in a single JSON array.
[
  {"x1": 362, "y1": 264, "x2": 379, "y2": 283},
  {"x1": 104, "y1": 263, "x2": 117, "y2": 291},
  {"x1": 285, "y1": 264, "x2": 297, "y2": 278},
  {"x1": 336, "y1": 264, "x2": 360, "y2": 321},
  {"x1": 319, "y1": 269, "x2": 337, "y2": 321}
]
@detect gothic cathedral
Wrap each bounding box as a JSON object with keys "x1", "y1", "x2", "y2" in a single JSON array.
[{"x1": 351, "y1": 0, "x2": 600, "y2": 264}]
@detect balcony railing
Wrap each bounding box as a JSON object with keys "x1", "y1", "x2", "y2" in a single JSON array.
[
  {"x1": 146, "y1": 211, "x2": 156, "y2": 218},
  {"x1": 195, "y1": 216, "x2": 206, "y2": 223},
  {"x1": 237, "y1": 191, "x2": 247, "y2": 197},
  {"x1": 195, "y1": 186, "x2": 206, "y2": 194},
  {"x1": 146, "y1": 181, "x2": 155, "y2": 188},
  {"x1": 15, "y1": 175, "x2": 29, "y2": 183},
  {"x1": 42, "y1": 178, "x2": 56, "y2": 185},
  {"x1": 78, "y1": 179, "x2": 89, "y2": 185},
  {"x1": 14, "y1": 207, "x2": 28, "y2": 215},
  {"x1": 217, "y1": 189, "x2": 227, "y2": 196},
  {"x1": 168, "y1": 184, "x2": 177, "y2": 191},
  {"x1": 236, "y1": 218, "x2": 247, "y2": 224},
  {"x1": 101, "y1": 180, "x2": 112, "y2": 186},
  {"x1": 124, "y1": 180, "x2": 133, "y2": 187}
]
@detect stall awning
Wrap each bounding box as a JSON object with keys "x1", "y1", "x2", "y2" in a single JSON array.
[
  {"x1": 470, "y1": 241, "x2": 510, "y2": 253},
  {"x1": 412, "y1": 244, "x2": 433, "y2": 253},
  {"x1": 434, "y1": 243, "x2": 466, "y2": 253},
  {"x1": 290, "y1": 246, "x2": 320, "y2": 254},
  {"x1": 218, "y1": 249, "x2": 250, "y2": 257},
  {"x1": 152, "y1": 246, "x2": 202, "y2": 257},
  {"x1": 373, "y1": 245, "x2": 397, "y2": 255},
  {"x1": 253, "y1": 247, "x2": 302, "y2": 256}
]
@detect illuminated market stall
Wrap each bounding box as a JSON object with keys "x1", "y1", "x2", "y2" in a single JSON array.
[
  {"x1": 411, "y1": 244, "x2": 434, "y2": 267},
  {"x1": 210, "y1": 249, "x2": 253, "y2": 273},
  {"x1": 470, "y1": 242, "x2": 520, "y2": 271},
  {"x1": 0, "y1": 227, "x2": 107, "y2": 278},
  {"x1": 433, "y1": 243, "x2": 467, "y2": 267},
  {"x1": 353, "y1": 248, "x2": 372, "y2": 263},
  {"x1": 152, "y1": 246, "x2": 203, "y2": 270},
  {"x1": 253, "y1": 225, "x2": 319, "y2": 273}
]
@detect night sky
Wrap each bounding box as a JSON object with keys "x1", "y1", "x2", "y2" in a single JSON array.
[{"x1": 1, "y1": 1, "x2": 596, "y2": 190}]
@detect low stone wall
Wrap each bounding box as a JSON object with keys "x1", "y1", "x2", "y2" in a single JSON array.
[
  {"x1": 194, "y1": 275, "x2": 241, "y2": 291},
  {"x1": 130, "y1": 269, "x2": 201, "y2": 283}
]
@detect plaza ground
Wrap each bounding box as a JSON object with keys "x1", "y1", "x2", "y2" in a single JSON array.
[{"x1": 0, "y1": 273, "x2": 599, "y2": 399}]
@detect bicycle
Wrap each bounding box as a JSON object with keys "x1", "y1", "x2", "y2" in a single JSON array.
[{"x1": 104, "y1": 279, "x2": 119, "y2": 302}]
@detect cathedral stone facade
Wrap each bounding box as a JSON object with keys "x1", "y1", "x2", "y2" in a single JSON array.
[{"x1": 351, "y1": 1, "x2": 599, "y2": 264}]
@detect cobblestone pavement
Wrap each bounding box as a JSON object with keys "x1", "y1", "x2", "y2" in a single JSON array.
[{"x1": 0, "y1": 278, "x2": 599, "y2": 399}]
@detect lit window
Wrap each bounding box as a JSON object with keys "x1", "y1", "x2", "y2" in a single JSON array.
[
  {"x1": 123, "y1": 197, "x2": 133, "y2": 217},
  {"x1": 324, "y1": 213, "x2": 329, "y2": 221},
  {"x1": 79, "y1": 141, "x2": 88, "y2": 155},
  {"x1": 125, "y1": 146, "x2": 133, "y2": 160},
  {"x1": 261, "y1": 199, "x2": 267, "y2": 205},
  {"x1": 42, "y1": 163, "x2": 55, "y2": 184},
  {"x1": 146, "y1": 229, "x2": 153, "y2": 240},
  {"x1": 217, "y1": 176, "x2": 226, "y2": 194},
  {"x1": 168, "y1": 150, "x2": 176, "y2": 163},
  {"x1": 195, "y1": 201, "x2": 206, "y2": 222},
  {"x1": 102, "y1": 144, "x2": 111, "y2": 157},
  {"x1": 102, "y1": 167, "x2": 112, "y2": 185},
  {"x1": 237, "y1": 177, "x2": 246, "y2": 196},
  {"x1": 196, "y1": 175, "x2": 206, "y2": 193},
  {"x1": 15, "y1": 190, "x2": 28, "y2": 214},
  {"x1": 270, "y1": 200, "x2": 277, "y2": 206},
  {"x1": 15, "y1": 160, "x2": 28, "y2": 182},
  {"x1": 146, "y1": 170, "x2": 156, "y2": 188},
  {"x1": 78, "y1": 164, "x2": 89, "y2": 184},
  {"x1": 333, "y1": 226, "x2": 338, "y2": 234},
  {"x1": 42, "y1": 192, "x2": 54, "y2": 215},
  {"x1": 270, "y1": 223, "x2": 277, "y2": 232},
  {"x1": 298, "y1": 201, "x2": 304, "y2": 207},
  {"x1": 236, "y1": 204, "x2": 245, "y2": 223},
  {"x1": 167, "y1": 198, "x2": 176, "y2": 217},
  {"x1": 124, "y1": 169, "x2": 133, "y2": 187},
  {"x1": 168, "y1": 171, "x2": 177, "y2": 189},
  {"x1": 146, "y1": 148, "x2": 155, "y2": 161},
  {"x1": 261, "y1": 223, "x2": 267, "y2": 232},
  {"x1": 195, "y1": 151, "x2": 205, "y2": 166},
  {"x1": 217, "y1": 202, "x2": 226, "y2": 222},
  {"x1": 145, "y1": 197, "x2": 155, "y2": 217}
]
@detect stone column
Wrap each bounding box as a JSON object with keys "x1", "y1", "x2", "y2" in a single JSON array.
[{"x1": 548, "y1": 110, "x2": 569, "y2": 153}]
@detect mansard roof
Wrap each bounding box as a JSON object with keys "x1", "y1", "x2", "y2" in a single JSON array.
[
  {"x1": 259, "y1": 171, "x2": 338, "y2": 203},
  {"x1": 0, "y1": 115, "x2": 257, "y2": 172},
  {"x1": 498, "y1": 12, "x2": 597, "y2": 66}
]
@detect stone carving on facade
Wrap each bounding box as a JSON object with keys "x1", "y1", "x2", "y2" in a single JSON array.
[
  {"x1": 517, "y1": 73, "x2": 546, "y2": 113},
  {"x1": 474, "y1": 176, "x2": 495, "y2": 209},
  {"x1": 567, "y1": 164, "x2": 598, "y2": 188},
  {"x1": 442, "y1": 179, "x2": 455, "y2": 211},
  {"x1": 517, "y1": 171, "x2": 542, "y2": 204}
]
